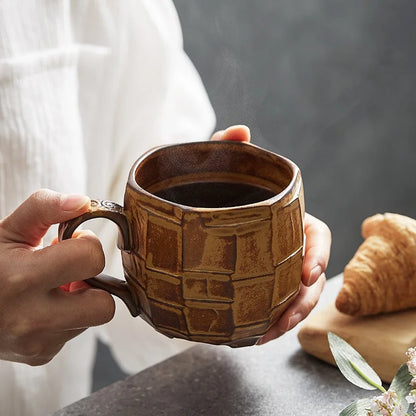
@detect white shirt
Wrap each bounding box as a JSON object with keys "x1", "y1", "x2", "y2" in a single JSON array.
[{"x1": 0, "y1": 1, "x2": 215, "y2": 414}]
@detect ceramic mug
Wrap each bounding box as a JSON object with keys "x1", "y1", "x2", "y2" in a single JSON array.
[{"x1": 58, "y1": 141, "x2": 305, "y2": 347}]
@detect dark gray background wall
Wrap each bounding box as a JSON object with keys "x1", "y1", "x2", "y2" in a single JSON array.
[
  {"x1": 92, "y1": 0, "x2": 416, "y2": 392},
  {"x1": 173, "y1": 0, "x2": 416, "y2": 278}
]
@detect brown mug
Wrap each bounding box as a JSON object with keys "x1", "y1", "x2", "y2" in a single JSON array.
[{"x1": 58, "y1": 141, "x2": 304, "y2": 347}]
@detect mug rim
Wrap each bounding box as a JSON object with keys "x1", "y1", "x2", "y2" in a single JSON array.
[{"x1": 127, "y1": 141, "x2": 300, "y2": 212}]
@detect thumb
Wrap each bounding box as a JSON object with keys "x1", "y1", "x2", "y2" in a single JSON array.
[
  {"x1": 211, "y1": 125, "x2": 251, "y2": 142},
  {"x1": 1, "y1": 189, "x2": 90, "y2": 246}
]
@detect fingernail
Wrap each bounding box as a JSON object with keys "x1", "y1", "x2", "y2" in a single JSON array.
[
  {"x1": 286, "y1": 313, "x2": 303, "y2": 331},
  {"x1": 61, "y1": 194, "x2": 90, "y2": 211},
  {"x1": 256, "y1": 334, "x2": 273, "y2": 346},
  {"x1": 223, "y1": 125, "x2": 251, "y2": 142},
  {"x1": 307, "y1": 265, "x2": 322, "y2": 286},
  {"x1": 256, "y1": 336, "x2": 265, "y2": 346},
  {"x1": 256, "y1": 326, "x2": 286, "y2": 346}
]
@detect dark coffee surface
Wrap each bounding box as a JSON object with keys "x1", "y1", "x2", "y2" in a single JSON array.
[{"x1": 154, "y1": 181, "x2": 276, "y2": 208}]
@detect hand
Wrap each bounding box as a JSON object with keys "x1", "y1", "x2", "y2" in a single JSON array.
[
  {"x1": 0, "y1": 189, "x2": 115, "y2": 365},
  {"x1": 211, "y1": 125, "x2": 332, "y2": 345},
  {"x1": 257, "y1": 212, "x2": 330, "y2": 344}
]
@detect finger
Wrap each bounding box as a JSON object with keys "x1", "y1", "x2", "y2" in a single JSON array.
[
  {"x1": 50, "y1": 287, "x2": 115, "y2": 330},
  {"x1": 302, "y1": 213, "x2": 331, "y2": 286},
  {"x1": 257, "y1": 274, "x2": 326, "y2": 345},
  {"x1": 210, "y1": 125, "x2": 251, "y2": 142},
  {"x1": 26, "y1": 230, "x2": 105, "y2": 289},
  {"x1": 0, "y1": 189, "x2": 90, "y2": 247}
]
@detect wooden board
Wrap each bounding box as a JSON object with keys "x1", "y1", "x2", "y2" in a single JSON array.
[{"x1": 297, "y1": 302, "x2": 416, "y2": 383}]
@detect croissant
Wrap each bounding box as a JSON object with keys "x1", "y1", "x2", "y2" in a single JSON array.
[{"x1": 335, "y1": 213, "x2": 416, "y2": 316}]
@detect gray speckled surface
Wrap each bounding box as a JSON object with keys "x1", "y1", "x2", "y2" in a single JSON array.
[{"x1": 54, "y1": 277, "x2": 368, "y2": 416}]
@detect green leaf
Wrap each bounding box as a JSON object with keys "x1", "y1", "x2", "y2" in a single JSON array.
[
  {"x1": 339, "y1": 398, "x2": 373, "y2": 416},
  {"x1": 328, "y1": 332, "x2": 383, "y2": 390},
  {"x1": 390, "y1": 363, "x2": 413, "y2": 411}
]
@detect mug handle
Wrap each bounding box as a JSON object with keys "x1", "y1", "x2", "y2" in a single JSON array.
[{"x1": 58, "y1": 199, "x2": 140, "y2": 317}]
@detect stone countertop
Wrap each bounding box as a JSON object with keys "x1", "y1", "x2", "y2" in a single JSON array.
[{"x1": 54, "y1": 276, "x2": 366, "y2": 415}]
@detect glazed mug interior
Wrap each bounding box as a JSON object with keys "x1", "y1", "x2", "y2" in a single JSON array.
[{"x1": 134, "y1": 141, "x2": 293, "y2": 207}]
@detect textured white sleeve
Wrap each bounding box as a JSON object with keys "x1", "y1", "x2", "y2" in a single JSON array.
[
  {"x1": 0, "y1": 0, "x2": 87, "y2": 220},
  {"x1": 0, "y1": 1, "x2": 97, "y2": 414},
  {"x1": 72, "y1": 0, "x2": 216, "y2": 374}
]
